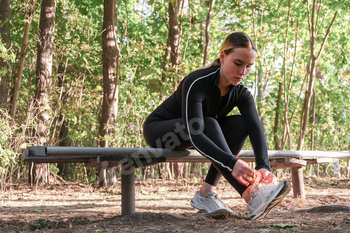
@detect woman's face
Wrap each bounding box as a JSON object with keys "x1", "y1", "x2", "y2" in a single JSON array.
[{"x1": 219, "y1": 47, "x2": 256, "y2": 87}]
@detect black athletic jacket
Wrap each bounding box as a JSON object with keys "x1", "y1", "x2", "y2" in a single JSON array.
[{"x1": 152, "y1": 66, "x2": 270, "y2": 172}]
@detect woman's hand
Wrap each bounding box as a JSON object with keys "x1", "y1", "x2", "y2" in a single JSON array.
[
  {"x1": 257, "y1": 168, "x2": 277, "y2": 185},
  {"x1": 232, "y1": 159, "x2": 261, "y2": 186}
]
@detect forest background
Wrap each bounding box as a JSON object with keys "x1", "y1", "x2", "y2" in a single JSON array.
[{"x1": 0, "y1": 0, "x2": 350, "y2": 187}]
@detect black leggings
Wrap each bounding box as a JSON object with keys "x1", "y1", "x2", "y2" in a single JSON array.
[{"x1": 143, "y1": 114, "x2": 249, "y2": 196}]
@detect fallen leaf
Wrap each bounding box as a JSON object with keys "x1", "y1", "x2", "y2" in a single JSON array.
[
  {"x1": 31, "y1": 209, "x2": 45, "y2": 212},
  {"x1": 264, "y1": 223, "x2": 299, "y2": 229},
  {"x1": 141, "y1": 189, "x2": 150, "y2": 195},
  {"x1": 158, "y1": 187, "x2": 167, "y2": 192}
]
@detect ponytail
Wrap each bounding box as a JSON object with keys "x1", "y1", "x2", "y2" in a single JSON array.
[
  {"x1": 207, "y1": 32, "x2": 257, "y2": 68},
  {"x1": 208, "y1": 58, "x2": 220, "y2": 68}
]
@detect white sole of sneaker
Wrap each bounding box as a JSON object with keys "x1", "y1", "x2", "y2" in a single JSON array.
[
  {"x1": 250, "y1": 180, "x2": 291, "y2": 220},
  {"x1": 190, "y1": 200, "x2": 234, "y2": 214},
  {"x1": 190, "y1": 200, "x2": 210, "y2": 213}
]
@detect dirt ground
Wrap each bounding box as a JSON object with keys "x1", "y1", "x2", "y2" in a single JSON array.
[{"x1": 0, "y1": 175, "x2": 349, "y2": 233}]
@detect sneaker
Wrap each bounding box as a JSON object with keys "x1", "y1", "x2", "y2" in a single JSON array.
[
  {"x1": 247, "y1": 180, "x2": 291, "y2": 220},
  {"x1": 190, "y1": 190, "x2": 233, "y2": 213}
]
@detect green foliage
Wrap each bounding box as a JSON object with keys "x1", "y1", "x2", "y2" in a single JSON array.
[
  {"x1": 0, "y1": 41, "x2": 15, "y2": 63},
  {"x1": 0, "y1": 110, "x2": 16, "y2": 174},
  {"x1": 0, "y1": 40, "x2": 15, "y2": 78},
  {"x1": 49, "y1": 164, "x2": 59, "y2": 174},
  {"x1": 31, "y1": 219, "x2": 51, "y2": 230}
]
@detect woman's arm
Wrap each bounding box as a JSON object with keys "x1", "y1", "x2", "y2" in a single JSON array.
[
  {"x1": 181, "y1": 72, "x2": 238, "y2": 173},
  {"x1": 238, "y1": 92, "x2": 271, "y2": 172}
]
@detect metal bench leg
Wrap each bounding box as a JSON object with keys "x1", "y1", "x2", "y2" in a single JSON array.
[
  {"x1": 121, "y1": 165, "x2": 135, "y2": 215},
  {"x1": 291, "y1": 167, "x2": 305, "y2": 199}
]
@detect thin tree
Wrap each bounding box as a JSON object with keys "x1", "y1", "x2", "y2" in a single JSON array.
[
  {"x1": 169, "y1": 0, "x2": 184, "y2": 179},
  {"x1": 168, "y1": 0, "x2": 181, "y2": 71},
  {"x1": 56, "y1": 60, "x2": 72, "y2": 180},
  {"x1": 202, "y1": 0, "x2": 215, "y2": 66},
  {"x1": 10, "y1": 1, "x2": 37, "y2": 118},
  {"x1": 273, "y1": 82, "x2": 283, "y2": 149},
  {"x1": 158, "y1": 0, "x2": 184, "y2": 180},
  {"x1": 98, "y1": 0, "x2": 119, "y2": 187},
  {"x1": 28, "y1": 0, "x2": 56, "y2": 186}
]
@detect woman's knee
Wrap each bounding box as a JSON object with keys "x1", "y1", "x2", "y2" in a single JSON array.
[
  {"x1": 186, "y1": 117, "x2": 219, "y2": 135},
  {"x1": 233, "y1": 115, "x2": 247, "y2": 129},
  {"x1": 221, "y1": 115, "x2": 248, "y2": 135},
  {"x1": 203, "y1": 117, "x2": 221, "y2": 133},
  {"x1": 203, "y1": 117, "x2": 219, "y2": 126}
]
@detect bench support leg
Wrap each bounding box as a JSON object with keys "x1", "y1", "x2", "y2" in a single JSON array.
[
  {"x1": 291, "y1": 167, "x2": 305, "y2": 199},
  {"x1": 121, "y1": 166, "x2": 135, "y2": 215}
]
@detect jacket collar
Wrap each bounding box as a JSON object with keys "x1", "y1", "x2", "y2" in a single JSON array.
[{"x1": 213, "y1": 66, "x2": 234, "y2": 96}]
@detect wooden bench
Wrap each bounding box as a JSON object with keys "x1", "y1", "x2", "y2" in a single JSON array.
[{"x1": 23, "y1": 146, "x2": 350, "y2": 215}]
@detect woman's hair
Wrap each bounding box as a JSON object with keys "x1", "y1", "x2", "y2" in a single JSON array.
[{"x1": 209, "y1": 32, "x2": 257, "y2": 67}]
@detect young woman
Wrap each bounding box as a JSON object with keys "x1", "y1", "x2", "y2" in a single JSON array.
[{"x1": 143, "y1": 32, "x2": 290, "y2": 220}]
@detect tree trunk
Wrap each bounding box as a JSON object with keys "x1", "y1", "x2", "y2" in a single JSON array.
[
  {"x1": 98, "y1": 0, "x2": 119, "y2": 187},
  {"x1": 57, "y1": 117, "x2": 72, "y2": 180},
  {"x1": 162, "y1": 163, "x2": 173, "y2": 180},
  {"x1": 308, "y1": 83, "x2": 317, "y2": 176},
  {"x1": 202, "y1": 0, "x2": 215, "y2": 66},
  {"x1": 257, "y1": 74, "x2": 266, "y2": 137},
  {"x1": 298, "y1": 60, "x2": 316, "y2": 150},
  {"x1": 10, "y1": 1, "x2": 36, "y2": 118},
  {"x1": 310, "y1": 84, "x2": 316, "y2": 150},
  {"x1": 98, "y1": 0, "x2": 119, "y2": 148},
  {"x1": 168, "y1": 0, "x2": 183, "y2": 178},
  {"x1": 182, "y1": 1, "x2": 192, "y2": 62},
  {"x1": 28, "y1": 0, "x2": 56, "y2": 186},
  {"x1": 168, "y1": 0, "x2": 181, "y2": 69},
  {"x1": 55, "y1": 60, "x2": 70, "y2": 179},
  {"x1": 162, "y1": 0, "x2": 182, "y2": 88},
  {"x1": 0, "y1": 0, "x2": 12, "y2": 109},
  {"x1": 273, "y1": 82, "x2": 283, "y2": 150},
  {"x1": 199, "y1": 0, "x2": 206, "y2": 57},
  {"x1": 99, "y1": 162, "x2": 117, "y2": 187}
]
